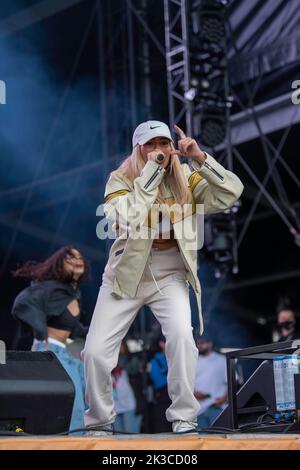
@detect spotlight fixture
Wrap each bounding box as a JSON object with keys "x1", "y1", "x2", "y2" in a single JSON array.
[
  {"x1": 184, "y1": 88, "x2": 197, "y2": 101},
  {"x1": 200, "y1": 109, "x2": 227, "y2": 147},
  {"x1": 204, "y1": 208, "x2": 239, "y2": 277},
  {"x1": 200, "y1": 12, "x2": 226, "y2": 45}
]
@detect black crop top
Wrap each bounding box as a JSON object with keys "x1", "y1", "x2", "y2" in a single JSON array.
[
  {"x1": 12, "y1": 280, "x2": 88, "y2": 341},
  {"x1": 47, "y1": 308, "x2": 87, "y2": 337}
]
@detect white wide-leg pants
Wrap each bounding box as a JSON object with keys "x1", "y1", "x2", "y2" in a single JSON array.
[{"x1": 82, "y1": 246, "x2": 200, "y2": 427}]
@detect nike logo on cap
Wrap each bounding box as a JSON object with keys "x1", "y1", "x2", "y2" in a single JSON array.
[{"x1": 150, "y1": 125, "x2": 161, "y2": 129}]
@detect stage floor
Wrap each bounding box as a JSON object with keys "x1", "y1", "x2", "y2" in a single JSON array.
[{"x1": 1, "y1": 432, "x2": 300, "y2": 450}]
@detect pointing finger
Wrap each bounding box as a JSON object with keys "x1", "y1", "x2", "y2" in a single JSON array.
[{"x1": 174, "y1": 124, "x2": 186, "y2": 140}]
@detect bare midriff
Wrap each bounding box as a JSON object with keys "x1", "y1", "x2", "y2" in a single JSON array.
[
  {"x1": 152, "y1": 229, "x2": 178, "y2": 250},
  {"x1": 47, "y1": 298, "x2": 80, "y2": 344}
]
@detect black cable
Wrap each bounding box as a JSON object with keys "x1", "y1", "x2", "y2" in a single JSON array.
[
  {"x1": 0, "y1": 430, "x2": 32, "y2": 437},
  {"x1": 198, "y1": 426, "x2": 241, "y2": 434},
  {"x1": 0, "y1": 426, "x2": 236, "y2": 437},
  {"x1": 54, "y1": 427, "x2": 139, "y2": 437},
  {"x1": 282, "y1": 422, "x2": 297, "y2": 434},
  {"x1": 0, "y1": 426, "x2": 140, "y2": 438},
  {"x1": 1, "y1": 416, "x2": 297, "y2": 437},
  {"x1": 238, "y1": 421, "x2": 294, "y2": 433},
  {"x1": 256, "y1": 412, "x2": 274, "y2": 424}
]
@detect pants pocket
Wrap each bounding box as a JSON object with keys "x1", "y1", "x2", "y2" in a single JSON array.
[
  {"x1": 172, "y1": 273, "x2": 188, "y2": 282},
  {"x1": 171, "y1": 273, "x2": 189, "y2": 290}
]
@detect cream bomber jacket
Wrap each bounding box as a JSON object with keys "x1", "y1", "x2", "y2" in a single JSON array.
[{"x1": 102, "y1": 153, "x2": 244, "y2": 334}]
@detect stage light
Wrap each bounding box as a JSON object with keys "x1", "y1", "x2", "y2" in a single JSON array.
[
  {"x1": 232, "y1": 264, "x2": 239, "y2": 274},
  {"x1": 257, "y1": 317, "x2": 267, "y2": 325},
  {"x1": 200, "y1": 78, "x2": 210, "y2": 89},
  {"x1": 228, "y1": 200, "x2": 241, "y2": 214},
  {"x1": 186, "y1": 77, "x2": 211, "y2": 101},
  {"x1": 191, "y1": 0, "x2": 227, "y2": 50},
  {"x1": 215, "y1": 268, "x2": 221, "y2": 279},
  {"x1": 201, "y1": 110, "x2": 227, "y2": 147},
  {"x1": 204, "y1": 208, "x2": 239, "y2": 276},
  {"x1": 212, "y1": 0, "x2": 230, "y2": 6},
  {"x1": 200, "y1": 13, "x2": 225, "y2": 44},
  {"x1": 190, "y1": 77, "x2": 199, "y2": 87},
  {"x1": 184, "y1": 87, "x2": 197, "y2": 101}
]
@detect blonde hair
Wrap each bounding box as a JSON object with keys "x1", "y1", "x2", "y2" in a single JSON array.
[{"x1": 116, "y1": 144, "x2": 192, "y2": 206}]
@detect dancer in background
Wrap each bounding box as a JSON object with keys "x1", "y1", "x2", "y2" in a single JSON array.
[{"x1": 11, "y1": 246, "x2": 89, "y2": 433}]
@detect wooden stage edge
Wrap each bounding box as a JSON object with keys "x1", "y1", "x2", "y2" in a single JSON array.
[{"x1": 1, "y1": 433, "x2": 300, "y2": 450}]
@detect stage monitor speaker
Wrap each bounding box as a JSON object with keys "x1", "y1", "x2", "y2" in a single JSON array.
[
  {"x1": 212, "y1": 360, "x2": 277, "y2": 428},
  {"x1": 0, "y1": 351, "x2": 75, "y2": 435}
]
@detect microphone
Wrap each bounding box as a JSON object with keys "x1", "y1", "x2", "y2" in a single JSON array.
[{"x1": 155, "y1": 153, "x2": 165, "y2": 163}]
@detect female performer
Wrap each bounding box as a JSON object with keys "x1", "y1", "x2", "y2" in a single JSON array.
[
  {"x1": 82, "y1": 121, "x2": 243, "y2": 434},
  {"x1": 12, "y1": 246, "x2": 89, "y2": 432}
]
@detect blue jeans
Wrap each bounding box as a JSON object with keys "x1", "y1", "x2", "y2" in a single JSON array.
[
  {"x1": 197, "y1": 406, "x2": 223, "y2": 429},
  {"x1": 114, "y1": 410, "x2": 141, "y2": 433},
  {"x1": 34, "y1": 342, "x2": 86, "y2": 434}
]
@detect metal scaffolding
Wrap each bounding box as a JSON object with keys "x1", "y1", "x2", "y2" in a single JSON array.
[
  {"x1": 0, "y1": 0, "x2": 299, "y2": 298},
  {"x1": 164, "y1": 0, "x2": 193, "y2": 136}
]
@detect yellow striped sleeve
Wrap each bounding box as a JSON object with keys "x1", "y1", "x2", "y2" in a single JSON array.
[
  {"x1": 188, "y1": 172, "x2": 203, "y2": 192},
  {"x1": 104, "y1": 189, "x2": 131, "y2": 202}
]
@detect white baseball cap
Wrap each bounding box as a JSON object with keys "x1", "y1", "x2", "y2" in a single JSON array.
[{"x1": 132, "y1": 120, "x2": 174, "y2": 147}]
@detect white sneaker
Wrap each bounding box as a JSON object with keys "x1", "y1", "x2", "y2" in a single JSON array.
[
  {"x1": 172, "y1": 420, "x2": 198, "y2": 433},
  {"x1": 86, "y1": 424, "x2": 114, "y2": 437}
]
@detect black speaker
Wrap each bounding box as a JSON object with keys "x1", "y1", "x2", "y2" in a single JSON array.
[
  {"x1": 0, "y1": 351, "x2": 75, "y2": 435},
  {"x1": 212, "y1": 360, "x2": 277, "y2": 428}
]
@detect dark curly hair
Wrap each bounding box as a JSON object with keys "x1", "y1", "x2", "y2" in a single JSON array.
[{"x1": 11, "y1": 246, "x2": 90, "y2": 286}]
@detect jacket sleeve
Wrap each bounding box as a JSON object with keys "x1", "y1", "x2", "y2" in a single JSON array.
[
  {"x1": 104, "y1": 160, "x2": 166, "y2": 228},
  {"x1": 187, "y1": 153, "x2": 244, "y2": 214},
  {"x1": 11, "y1": 285, "x2": 49, "y2": 341}
]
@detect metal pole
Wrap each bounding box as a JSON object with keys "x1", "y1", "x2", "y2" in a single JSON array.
[{"x1": 127, "y1": 0, "x2": 138, "y2": 128}]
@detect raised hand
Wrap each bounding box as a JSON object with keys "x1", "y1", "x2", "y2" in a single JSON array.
[{"x1": 173, "y1": 124, "x2": 206, "y2": 164}]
